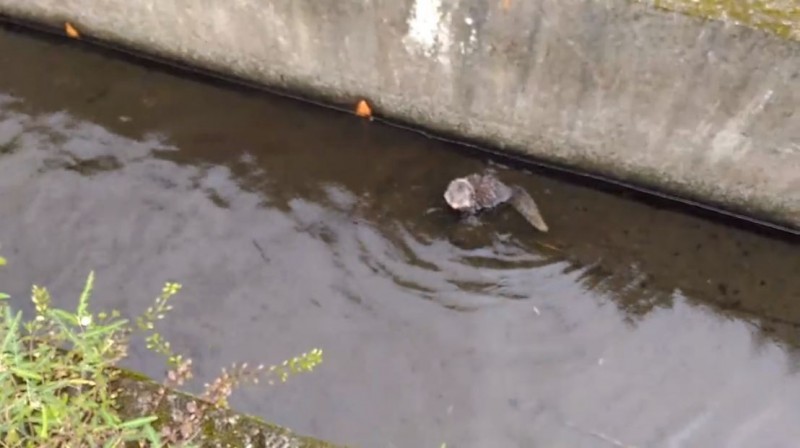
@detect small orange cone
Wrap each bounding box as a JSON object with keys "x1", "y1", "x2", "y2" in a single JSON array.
[
  {"x1": 65, "y1": 22, "x2": 80, "y2": 39},
  {"x1": 502, "y1": 0, "x2": 512, "y2": 11},
  {"x1": 355, "y1": 99, "x2": 372, "y2": 119}
]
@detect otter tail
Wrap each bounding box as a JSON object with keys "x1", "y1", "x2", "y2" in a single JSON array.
[{"x1": 509, "y1": 186, "x2": 549, "y2": 232}]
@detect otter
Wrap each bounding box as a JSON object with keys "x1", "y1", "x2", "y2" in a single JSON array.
[{"x1": 444, "y1": 173, "x2": 549, "y2": 232}]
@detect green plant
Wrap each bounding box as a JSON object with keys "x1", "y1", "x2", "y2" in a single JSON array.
[
  {"x1": 0, "y1": 257, "x2": 323, "y2": 447},
  {"x1": 0, "y1": 271, "x2": 156, "y2": 447}
]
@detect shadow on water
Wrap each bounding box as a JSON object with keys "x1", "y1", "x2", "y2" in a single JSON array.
[{"x1": 0, "y1": 24, "x2": 799, "y2": 447}]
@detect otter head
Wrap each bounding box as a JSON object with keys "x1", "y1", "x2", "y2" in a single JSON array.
[{"x1": 444, "y1": 177, "x2": 476, "y2": 211}]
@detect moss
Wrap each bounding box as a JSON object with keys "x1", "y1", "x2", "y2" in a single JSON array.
[
  {"x1": 116, "y1": 366, "x2": 152, "y2": 382},
  {"x1": 643, "y1": 0, "x2": 800, "y2": 40},
  {"x1": 112, "y1": 370, "x2": 344, "y2": 448}
]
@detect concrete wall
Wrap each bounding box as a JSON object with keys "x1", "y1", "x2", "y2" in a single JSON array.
[{"x1": 0, "y1": 0, "x2": 798, "y2": 230}]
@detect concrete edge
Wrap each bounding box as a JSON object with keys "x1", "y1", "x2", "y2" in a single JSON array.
[{"x1": 115, "y1": 369, "x2": 346, "y2": 448}]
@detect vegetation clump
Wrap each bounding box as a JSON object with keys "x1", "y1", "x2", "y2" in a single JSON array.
[{"x1": 0, "y1": 254, "x2": 324, "y2": 447}]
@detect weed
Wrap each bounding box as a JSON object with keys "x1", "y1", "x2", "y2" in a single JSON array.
[{"x1": 0, "y1": 257, "x2": 323, "y2": 447}]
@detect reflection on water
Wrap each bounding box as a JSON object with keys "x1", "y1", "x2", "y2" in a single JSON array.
[{"x1": 0, "y1": 24, "x2": 799, "y2": 447}]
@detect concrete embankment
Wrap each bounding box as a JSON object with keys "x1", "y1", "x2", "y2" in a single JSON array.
[
  {"x1": 0, "y1": 0, "x2": 797, "y2": 232},
  {"x1": 114, "y1": 372, "x2": 342, "y2": 448}
]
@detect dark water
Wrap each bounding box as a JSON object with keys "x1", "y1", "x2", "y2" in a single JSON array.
[{"x1": 0, "y1": 25, "x2": 799, "y2": 447}]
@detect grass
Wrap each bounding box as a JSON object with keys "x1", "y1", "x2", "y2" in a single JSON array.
[
  {"x1": 645, "y1": 0, "x2": 800, "y2": 40},
  {"x1": 0, "y1": 255, "x2": 324, "y2": 447}
]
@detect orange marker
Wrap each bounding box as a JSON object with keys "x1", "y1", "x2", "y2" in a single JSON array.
[
  {"x1": 65, "y1": 22, "x2": 80, "y2": 39},
  {"x1": 355, "y1": 99, "x2": 372, "y2": 119}
]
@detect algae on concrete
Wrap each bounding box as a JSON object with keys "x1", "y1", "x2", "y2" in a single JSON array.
[
  {"x1": 114, "y1": 370, "x2": 343, "y2": 448},
  {"x1": 645, "y1": 0, "x2": 800, "y2": 40}
]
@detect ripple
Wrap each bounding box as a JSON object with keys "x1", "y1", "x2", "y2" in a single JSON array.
[{"x1": 281, "y1": 192, "x2": 571, "y2": 311}]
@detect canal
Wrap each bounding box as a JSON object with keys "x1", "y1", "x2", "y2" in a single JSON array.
[{"x1": 0, "y1": 24, "x2": 798, "y2": 447}]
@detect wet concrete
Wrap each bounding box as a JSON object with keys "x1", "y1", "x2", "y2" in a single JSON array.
[{"x1": 0, "y1": 26, "x2": 799, "y2": 447}]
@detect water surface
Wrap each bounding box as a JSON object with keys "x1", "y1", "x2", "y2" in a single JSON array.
[{"x1": 0, "y1": 25, "x2": 799, "y2": 447}]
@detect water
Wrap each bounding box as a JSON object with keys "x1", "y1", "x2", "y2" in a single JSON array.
[{"x1": 0, "y1": 24, "x2": 799, "y2": 447}]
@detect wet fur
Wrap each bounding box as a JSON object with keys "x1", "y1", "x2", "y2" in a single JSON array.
[{"x1": 444, "y1": 173, "x2": 548, "y2": 232}]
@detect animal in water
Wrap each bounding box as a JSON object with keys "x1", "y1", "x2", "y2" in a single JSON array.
[{"x1": 444, "y1": 173, "x2": 549, "y2": 232}]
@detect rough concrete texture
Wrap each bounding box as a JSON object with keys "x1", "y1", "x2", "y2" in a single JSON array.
[{"x1": 0, "y1": 0, "x2": 798, "y2": 230}]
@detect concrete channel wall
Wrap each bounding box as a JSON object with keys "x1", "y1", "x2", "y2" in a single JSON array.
[{"x1": 0, "y1": 0, "x2": 798, "y2": 231}]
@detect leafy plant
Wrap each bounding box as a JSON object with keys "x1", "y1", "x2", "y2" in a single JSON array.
[{"x1": 0, "y1": 257, "x2": 323, "y2": 447}]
